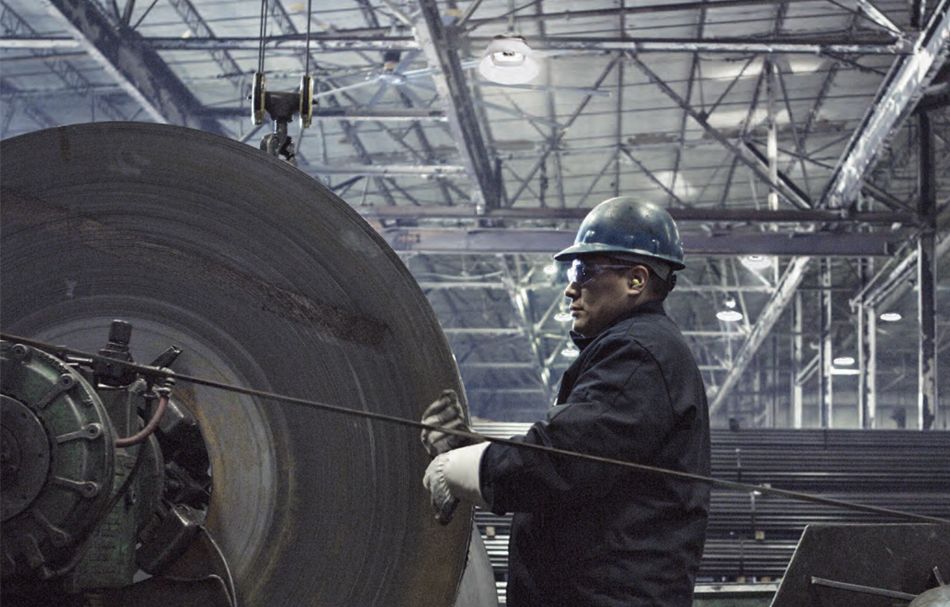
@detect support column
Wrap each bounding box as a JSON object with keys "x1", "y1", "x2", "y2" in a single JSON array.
[
  {"x1": 792, "y1": 291, "x2": 804, "y2": 428},
  {"x1": 858, "y1": 293, "x2": 877, "y2": 429},
  {"x1": 818, "y1": 258, "x2": 833, "y2": 428},
  {"x1": 917, "y1": 111, "x2": 938, "y2": 430}
]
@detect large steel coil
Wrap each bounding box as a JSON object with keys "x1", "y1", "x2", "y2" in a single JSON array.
[{"x1": 0, "y1": 122, "x2": 473, "y2": 606}]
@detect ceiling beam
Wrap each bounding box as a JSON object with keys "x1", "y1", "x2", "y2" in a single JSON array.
[
  {"x1": 525, "y1": 36, "x2": 909, "y2": 55},
  {"x1": 378, "y1": 227, "x2": 900, "y2": 256},
  {"x1": 301, "y1": 163, "x2": 465, "y2": 176},
  {"x1": 361, "y1": 205, "x2": 916, "y2": 224},
  {"x1": 134, "y1": 34, "x2": 909, "y2": 55},
  {"x1": 823, "y1": 0, "x2": 950, "y2": 208},
  {"x1": 418, "y1": 281, "x2": 777, "y2": 293},
  {"x1": 241, "y1": 0, "x2": 906, "y2": 38},
  {"x1": 0, "y1": 35, "x2": 79, "y2": 47},
  {"x1": 206, "y1": 107, "x2": 448, "y2": 122},
  {"x1": 42, "y1": 0, "x2": 228, "y2": 135},
  {"x1": 414, "y1": 1, "x2": 499, "y2": 210}
]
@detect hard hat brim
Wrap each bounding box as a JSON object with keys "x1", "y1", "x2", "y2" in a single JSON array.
[{"x1": 553, "y1": 242, "x2": 686, "y2": 270}]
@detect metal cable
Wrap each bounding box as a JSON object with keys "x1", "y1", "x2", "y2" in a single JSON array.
[
  {"x1": 304, "y1": 0, "x2": 313, "y2": 76},
  {"x1": 3, "y1": 332, "x2": 947, "y2": 526},
  {"x1": 257, "y1": 0, "x2": 268, "y2": 74}
]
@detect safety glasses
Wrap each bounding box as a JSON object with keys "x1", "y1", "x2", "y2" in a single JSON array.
[{"x1": 566, "y1": 259, "x2": 632, "y2": 286}]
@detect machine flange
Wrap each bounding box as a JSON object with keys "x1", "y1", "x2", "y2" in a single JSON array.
[{"x1": 0, "y1": 342, "x2": 116, "y2": 579}]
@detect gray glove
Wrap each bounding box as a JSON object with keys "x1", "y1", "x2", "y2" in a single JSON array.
[{"x1": 420, "y1": 389, "x2": 475, "y2": 457}]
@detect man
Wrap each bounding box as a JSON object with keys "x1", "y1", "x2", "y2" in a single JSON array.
[{"x1": 422, "y1": 197, "x2": 710, "y2": 607}]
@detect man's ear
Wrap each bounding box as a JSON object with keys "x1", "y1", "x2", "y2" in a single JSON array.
[{"x1": 626, "y1": 265, "x2": 651, "y2": 295}]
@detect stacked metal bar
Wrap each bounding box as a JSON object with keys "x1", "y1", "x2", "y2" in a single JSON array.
[{"x1": 472, "y1": 423, "x2": 950, "y2": 599}]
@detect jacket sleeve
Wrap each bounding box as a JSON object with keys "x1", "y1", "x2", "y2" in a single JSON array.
[{"x1": 480, "y1": 334, "x2": 675, "y2": 513}]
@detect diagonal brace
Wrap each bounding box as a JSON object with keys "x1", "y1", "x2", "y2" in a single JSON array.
[{"x1": 627, "y1": 51, "x2": 813, "y2": 210}]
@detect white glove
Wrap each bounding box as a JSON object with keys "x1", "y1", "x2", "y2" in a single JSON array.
[
  {"x1": 420, "y1": 389, "x2": 475, "y2": 457},
  {"x1": 423, "y1": 442, "x2": 490, "y2": 525}
]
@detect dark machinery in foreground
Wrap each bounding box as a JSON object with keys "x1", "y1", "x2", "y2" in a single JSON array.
[
  {"x1": 1, "y1": 325, "x2": 229, "y2": 605},
  {"x1": 0, "y1": 123, "x2": 490, "y2": 606},
  {"x1": 771, "y1": 523, "x2": 950, "y2": 607}
]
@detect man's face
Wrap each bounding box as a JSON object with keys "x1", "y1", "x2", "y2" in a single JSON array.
[{"x1": 563, "y1": 255, "x2": 636, "y2": 337}]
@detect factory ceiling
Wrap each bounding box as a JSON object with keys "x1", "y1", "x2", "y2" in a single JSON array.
[{"x1": 1, "y1": 0, "x2": 948, "y2": 424}]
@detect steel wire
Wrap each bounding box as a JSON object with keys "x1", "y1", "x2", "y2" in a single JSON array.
[{"x1": 3, "y1": 332, "x2": 947, "y2": 526}]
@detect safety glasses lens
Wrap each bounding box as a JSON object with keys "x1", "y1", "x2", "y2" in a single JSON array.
[{"x1": 568, "y1": 260, "x2": 594, "y2": 284}]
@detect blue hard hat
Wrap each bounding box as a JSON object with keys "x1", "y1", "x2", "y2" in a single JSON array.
[{"x1": 554, "y1": 197, "x2": 685, "y2": 270}]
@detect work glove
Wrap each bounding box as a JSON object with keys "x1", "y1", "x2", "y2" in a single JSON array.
[
  {"x1": 420, "y1": 389, "x2": 476, "y2": 457},
  {"x1": 423, "y1": 443, "x2": 490, "y2": 525}
]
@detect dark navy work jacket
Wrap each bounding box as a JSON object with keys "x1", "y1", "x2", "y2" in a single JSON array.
[{"x1": 479, "y1": 300, "x2": 710, "y2": 607}]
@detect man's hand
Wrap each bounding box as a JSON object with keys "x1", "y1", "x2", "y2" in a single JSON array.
[
  {"x1": 420, "y1": 389, "x2": 475, "y2": 457},
  {"x1": 423, "y1": 443, "x2": 491, "y2": 525}
]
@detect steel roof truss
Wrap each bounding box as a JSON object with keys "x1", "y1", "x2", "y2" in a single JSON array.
[
  {"x1": 629, "y1": 52, "x2": 814, "y2": 210},
  {"x1": 578, "y1": 150, "x2": 621, "y2": 209},
  {"x1": 43, "y1": 0, "x2": 229, "y2": 134},
  {"x1": 506, "y1": 57, "x2": 621, "y2": 207},
  {"x1": 822, "y1": 0, "x2": 950, "y2": 208},
  {"x1": 414, "y1": 2, "x2": 499, "y2": 210},
  {"x1": 1, "y1": 2, "x2": 128, "y2": 121},
  {"x1": 166, "y1": 0, "x2": 245, "y2": 89},
  {"x1": 619, "y1": 145, "x2": 688, "y2": 207},
  {"x1": 708, "y1": 1, "x2": 949, "y2": 411},
  {"x1": 773, "y1": 62, "x2": 814, "y2": 195}
]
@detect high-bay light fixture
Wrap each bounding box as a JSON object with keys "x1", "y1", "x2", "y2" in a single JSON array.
[
  {"x1": 716, "y1": 297, "x2": 743, "y2": 323},
  {"x1": 831, "y1": 355, "x2": 859, "y2": 375},
  {"x1": 561, "y1": 344, "x2": 580, "y2": 359},
  {"x1": 740, "y1": 255, "x2": 772, "y2": 271},
  {"x1": 478, "y1": 35, "x2": 540, "y2": 85},
  {"x1": 554, "y1": 299, "x2": 572, "y2": 323},
  {"x1": 879, "y1": 311, "x2": 902, "y2": 322}
]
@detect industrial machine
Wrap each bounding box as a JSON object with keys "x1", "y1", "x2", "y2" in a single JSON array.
[{"x1": 0, "y1": 123, "x2": 493, "y2": 606}]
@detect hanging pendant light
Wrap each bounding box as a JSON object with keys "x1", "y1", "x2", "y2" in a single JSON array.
[
  {"x1": 477, "y1": 35, "x2": 540, "y2": 85},
  {"x1": 716, "y1": 297, "x2": 743, "y2": 322}
]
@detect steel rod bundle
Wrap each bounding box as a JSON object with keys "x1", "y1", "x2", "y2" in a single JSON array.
[{"x1": 473, "y1": 423, "x2": 950, "y2": 582}]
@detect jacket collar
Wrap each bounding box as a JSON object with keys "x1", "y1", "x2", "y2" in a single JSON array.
[{"x1": 570, "y1": 299, "x2": 666, "y2": 351}]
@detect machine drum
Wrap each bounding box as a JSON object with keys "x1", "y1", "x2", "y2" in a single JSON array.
[{"x1": 0, "y1": 122, "x2": 472, "y2": 606}]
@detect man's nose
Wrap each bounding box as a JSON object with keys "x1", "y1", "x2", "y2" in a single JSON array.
[{"x1": 564, "y1": 282, "x2": 579, "y2": 299}]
